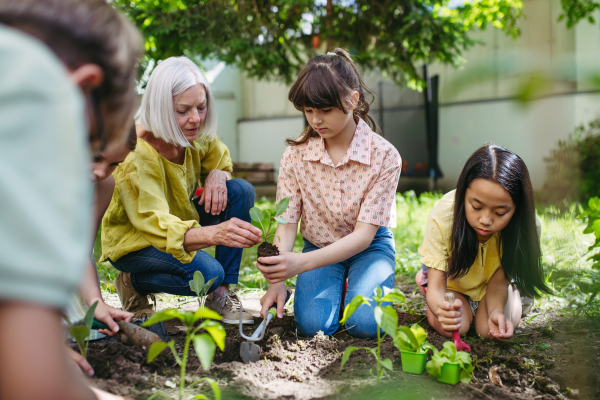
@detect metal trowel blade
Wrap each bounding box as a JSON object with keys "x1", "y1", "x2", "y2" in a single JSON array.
[{"x1": 240, "y1": 341, "x2": 261, "y2": 363}]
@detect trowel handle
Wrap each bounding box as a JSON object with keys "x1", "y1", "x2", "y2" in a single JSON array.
[{"x1": 444, "y1": 292, "x2": 455, "y2": 304}]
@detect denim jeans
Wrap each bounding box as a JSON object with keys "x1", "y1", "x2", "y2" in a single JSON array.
[
  {"x1": 109, "y1": 179, "x2": 255, "y2": 296},
  {"x1": 294, "y1": 226, "x2": 396, "y2": 339}
]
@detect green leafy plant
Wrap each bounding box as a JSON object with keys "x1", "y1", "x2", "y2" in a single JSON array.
[
  {"x1": 144, "y1": 308, "x2": 225, "y2": 400},
  {"x1": 189, "y1": 270, "x2": 218, "y2": 309},
  {"x1": 426, "y1": 341, "x2": 473, "y2": 384},
  {"x1": 393, "y1": 323, "x2": 434, "y2": 354},
  {"x1": 64, "y1": 300, "x2": 98, "y2": 360},
  {"x1": 249, "y1": 198, "x2": 289, "y2": 243},
  {"x1": 339, "y1": 287, "x2": 406, "y2": 383}
]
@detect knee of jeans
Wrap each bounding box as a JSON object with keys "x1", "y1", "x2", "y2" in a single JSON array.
[
  {"x1": 345, "y1": 309, "x2": 379, "y2": 339},
  {"x1": 295, "y1": 308, "x2": 339, "y2": 337},
  {"x1": 227, "y1": 179, "x2": 255, "y2": 203}
]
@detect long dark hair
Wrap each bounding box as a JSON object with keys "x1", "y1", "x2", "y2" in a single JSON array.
[
  {"x1": 448, "y1": 145, "x2": 551, "y2": 298},
  {"x1": 287, "y1": 48, "x2": 376, "y2": 146}
]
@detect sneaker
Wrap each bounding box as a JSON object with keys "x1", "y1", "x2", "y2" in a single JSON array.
[
  {"x1": 114, "y1": 272, "x2": 155, "y2": 319},
  {"x1": 205, "y1": 289, "x2": 254, "y2": 325},
  {"x1": 521, "y1": 296, "x2": 534, "y2": 317}
]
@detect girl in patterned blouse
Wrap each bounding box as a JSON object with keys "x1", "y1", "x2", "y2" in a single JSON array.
[
  {"x1": 256, "y1": 48, "x2": 402, "y2": 339},
  {"x1": 416, "y1": 145, "x2": 551, "y2": 341}
]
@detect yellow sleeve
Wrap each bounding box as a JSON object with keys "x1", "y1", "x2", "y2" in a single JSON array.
[
  {"x1": 417, "y1": 209, "x2": 450, "y2": 271},
  {"x1": 118, "y1": 157, "x2": 200, "y2": 263},
  {"x1": 199, "y1": 136, "x2": 233, "y2": 186}
]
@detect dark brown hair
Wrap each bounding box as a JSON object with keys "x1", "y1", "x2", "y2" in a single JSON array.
[
  {"x1": 126, "y1": 122, "x2": 137, "y2": 151},
  {"x1": 448, "y1": 145, "x2": 551, "y2": 298},
  {"x1": 0, "y1": 0, "x2": 143, "y2": 151},
  {"x1": 287, "y1": 48, "x2": 376, "y2": 146}
]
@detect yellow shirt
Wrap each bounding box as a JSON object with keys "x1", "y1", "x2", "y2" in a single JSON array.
[
  {"x1": 417, "y1": 190, "x2": 501, "y2": 301},
  {"x1": 100, "y1": 136, "x2": 233, "y2": 264}
]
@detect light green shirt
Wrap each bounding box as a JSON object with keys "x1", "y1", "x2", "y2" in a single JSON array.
[{"x1": 0, "y1": 25, "x2": 91, "y2": 309}]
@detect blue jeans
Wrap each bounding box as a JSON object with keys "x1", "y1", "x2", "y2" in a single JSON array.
[
  {"x1": 109, "y1": 179, "x2": 255, "y2": 296},
  {"x1": 294, "y1": 226, "x2": 396, "y2": 339}
]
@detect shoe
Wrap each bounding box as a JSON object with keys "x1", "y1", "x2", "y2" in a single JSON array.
[
  {"x1": 521, "y1": 296, "x2": 534, "y2": 317},
  {"x1": 205, "y1": 289, "x2": 254, "y2": 325},
  {"x1": 114, "y1": 272, "x2": 156, "y2": 319}
]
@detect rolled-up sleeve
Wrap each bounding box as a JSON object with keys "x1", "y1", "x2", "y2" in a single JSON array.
[
  {"x1": 357, "y1": 148, "x2": 401, "y2": 227},
  {"x1": 119, "y1": 160, "x2": 200, "y2": 263},
  {"x1": 418, "y1": 213, "x2": 450, "y2": 272},
  {"x1": 276, "y1": 148, "x2": 302, "y2": 223},
  {"x1": 199, "y1": 136, "x2": 233, "y2": 186}
]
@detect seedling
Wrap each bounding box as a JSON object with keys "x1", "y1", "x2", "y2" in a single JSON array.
[
  {"x1": 189, "y1": 270, "x2": 218, "y2": 309},
  {"x1": 144, "y1": 308, "x2": 225, "y2": 400},
  {"x1": 394, "y1": 323, "x2": 434, "y2": 353},
  {"x1": 426, "y1": 341, "x2": 473, "y2": 384},
  {"x1": 250, "y1": 198, "x2": 289, "y2": 258},
  {"x1": 339, "y1": 287, "x2": 406, "y2": 383},
  {"x1": 64, "y1": 300, "x2": 98, "y2": 360}
]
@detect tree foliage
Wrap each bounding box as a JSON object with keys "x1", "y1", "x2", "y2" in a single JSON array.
[
  {"x1": 115, "y1": 0, "x2": 526, "y2": 86},
  {"x1": 559, "y1": 0, "x2": 600, "y2": 28}
]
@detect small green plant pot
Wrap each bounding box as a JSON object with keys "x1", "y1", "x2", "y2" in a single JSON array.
[
  {"x1": 437, "y1": 362, "x2": 460, "y2": 385},
  {"x1": 400, "y1": 350, "x2": 427, "y2": 374}
]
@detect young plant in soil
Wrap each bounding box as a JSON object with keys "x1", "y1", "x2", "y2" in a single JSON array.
[
  {"x1": 143, "y1": 308, "x2": 225, "y2": 400},
  {"x1": 339, "y1": 287, "x2": 406, "y2": 383},
  {"x1": 63, "y1": 300, "x2": 99, "y2": 360},
  {"x1": 189, "y1": 270, "x2": 217, "y2": 309},
  {"x1": 426, "y1": 341, "x2": 473, "y2": 384},
  {"x1": 250, "y1": 197, "x2": 289, "y2": 258},
  {"x1": 393, "y1": 323, "x2": 434, "y2": 374}
]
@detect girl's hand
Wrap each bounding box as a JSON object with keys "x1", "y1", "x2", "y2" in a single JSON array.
[
  {"x1": 259, "y1": 282, "x2": 288, "y2": 319},
  {"x1": 66, "y1": 346, "x2": 94, "y2": 376},
  {"x1": 436, "y1": 299, "x2": 463, "y2": 332},
  {"x1": 488, "y1": 309, "x2": 514, "y2": 341},
  {"x1": 92, "y1": 299, "x2": 134, "y2": 337},
  {"x1": 198, "y1": 169, "x2": 229, "y2": 215},
  {"x1": 256, "y1": 252, "x2": 305, "y2": 283}
]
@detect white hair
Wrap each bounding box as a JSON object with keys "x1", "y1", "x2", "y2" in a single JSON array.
[{"x1": 137, "y1": 56, "x2": 217, "y2": 147}]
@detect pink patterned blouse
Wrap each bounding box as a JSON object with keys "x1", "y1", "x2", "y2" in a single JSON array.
[{"x1": 276, "y1": 118, "x2": 402, "y2": 249}]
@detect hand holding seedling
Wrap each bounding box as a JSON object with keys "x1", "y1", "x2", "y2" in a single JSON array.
[
  {"x1": 436, "y1": 298, "x2": 463, "y2": 332},
  {"x1": 198, "y1": 169, "x2": 230, "y2": 215},
  {"x1": 488, "y1": 309, "x2": 514, "y2": 341},
  {"x1": 256, "y1": 252, "x2": 305, "y2": 283}
]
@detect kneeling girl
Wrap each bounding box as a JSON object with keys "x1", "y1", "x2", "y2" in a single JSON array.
[{"x1": 257, "y1": 49, "x2": 402, "y2": 339}]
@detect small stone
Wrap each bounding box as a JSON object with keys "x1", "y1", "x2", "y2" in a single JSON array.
[
  {"x1": 177, "y1": 297, "x2": 186, "y2": 302},
  {"x1": 165, "y1": 380, "x2": 177, "y2": 388}
]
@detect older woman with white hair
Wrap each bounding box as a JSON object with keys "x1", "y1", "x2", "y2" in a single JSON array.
[{"x1": 100, "y1": 56, "x2": 261, "y2": 324}]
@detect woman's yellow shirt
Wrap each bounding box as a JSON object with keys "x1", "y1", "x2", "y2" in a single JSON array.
[
  {"x1": 100, "y1": 136, "x2": 232, "y2": 264},
  {"x1": 418, "y1": 190, "x2": 501, "y2": 302}
]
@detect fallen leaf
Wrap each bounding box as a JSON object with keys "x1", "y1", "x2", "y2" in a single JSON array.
[{"x1": 489, "y1": 365, "x2": 503, "y2": 387}]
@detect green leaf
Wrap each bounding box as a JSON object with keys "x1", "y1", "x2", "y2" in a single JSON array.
[
  {"x1": 147, "y1": 341, "x2": 169, "y2": 363},
  {"x1": 202, "y1": 276, "x2": 218, "y2": 296},
  {"x1": 193, "y1": 333, "x2": 216, "y2": 371},
  {"x1": 142, "y1": 309, "x2": 181, "y2": 326},
  {"x1": 410, "y1": 323, "x2": 427, "y2": 346},
  {"x1": 69, "y1": 326, "x2": 90, "y2": 354},
  {"x1": 275, "y1": 198, "x2": 289, "y2": 216},
  {"x1": 394, "y1": 326, "x2": 418, "y2": 351},
  {"x1": 380, "y1": 288, "x2": 406, "y2": 304},
  {"x1": 274, "y1": 217, "x2": 288, "y2": 225},
  {"x1": 193, "y1": 396, "x2": 208, "y2": 399},
  {"x1": 340, "y1": 295, "x2": 370, "y2": 324},
  {"x1": 190, "y1": 377, "x2": 221, "y2": 400},
  {"x1": 190, "y1": 270, "x2": 205, "y2": 297},
  {"x1": 249, "y1": 207, "x2": 264, "y2": 222},
  {"x1": 340, "y1": 346, "x2": 367, "y2": 370},
  {"x1": 199, "y1": 320, "x2": 226, "y2": 351},
  {"x1": 192, "y1": 307, "x2": 223, "y2": 322},
  {"x1": 373, "y1": 305, "x2": 398, "y2": 337},
  {"x1": 379, "y1": 358, "x2": 393, "y2": 371},
  {"x1": 83, "y1": 300, "x2": 99, "y2": 329}
]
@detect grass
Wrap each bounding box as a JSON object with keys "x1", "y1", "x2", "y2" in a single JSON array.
[{"x1": 95, "y1": 191, "x2": 599, "y2": 318}]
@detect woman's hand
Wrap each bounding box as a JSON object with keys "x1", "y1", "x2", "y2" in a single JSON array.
[
  {"x1": 91, "y1": 299, "x2": 133, "y2": 337},
  {"x1": 66, "y1": 346, "x2": 94, "y2": 376},
  {"x1": 259, "y1": 282, "x2": 288, "y2": 319},
  {"x1": 488, "y1": 309, "x2": 514, "y2": 342},
  {"x1": 256, "y1": 252, "x2": 306, "y2": 284},
  {"x1": 212, "y1": 218, "x2": 262, "y2": 248},
  {"x1": 198, "y1": 169, "x2": 230, "y2": 215},
  {"x1": 435, "y1": 299, "x2": 463, "y2": 332}
]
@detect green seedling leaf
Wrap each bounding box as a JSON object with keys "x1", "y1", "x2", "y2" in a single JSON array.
[
  {"x1": 395, "y1": 326, "x2": 419, "y2": 351},
  {"x1": 199, "y1": 320, "x2": 226, "y2": 351},
  {"x1": 426, "y1": 341, "x2": 473, "y2": 382},
  {"x1": 374, "y1": 305, "x2": 398, "y2": 337},
  {"x1": 193, "y1": 396, "x2": 208, "y2": 399},
  {"x1": 340, "y1": 295, "x2": 370, "y2": 324},
  {"x1": 189, "y1": 377, "x2": 221, "y2": 400},
  {"x1": 410, "y1": 323, "x2": 427, "y2": 345},
  {"x1": 190, "y1": 271, "x2": 205, "y2": 296},
  {"x1": 275, "y1": 197, "x2": 289, "y2": 216},
  {"x1": 142, "y1": 309, "x2": 182, "y2": 326},
  {"x1": 274, "y1": 217, "x2": 288, "y2": 225},
  {"x1": 69, "y1": 326, "x2": 91, "y2": 355},
  {"x1": 202, "y1": 276, "x2": 218, "y2": 296},
  {"x1": 249, "y1": 207, "x2": 264, "y2": 222},
  {"x1": 379, "y1": 358, "x2": 394, "y2": 371},
  {"x1": 380, "y1": 288, "x2": 406, "y2": 304},
  {"x1": 147, "y1": 341, "x2": 169, "y2": 363},
  {"x1": 83, "y1": 300, "x2": 99, "y2": 329},
  {"x1": 192, "y1": 307, "x2": 223, "y2": 322},
  {"x1": 340, "y1": 346, "x2": 369, "y2": 370},
  {"x1": 193, "y1": 333, "x2": 216, "y2": 371}
]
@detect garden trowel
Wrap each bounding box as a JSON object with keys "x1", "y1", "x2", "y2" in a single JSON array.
[
  {"x1": 239, "y1": 290, "x2": 291, "y2": 363},
  {"x1": 444, "y1": 292, "x2": 472, "y2": 352},
  {"x1": 92, "y1": 319, "x2": 166, "y2": 347}
]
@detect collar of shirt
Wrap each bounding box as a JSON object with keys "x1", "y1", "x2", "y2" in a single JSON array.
[{"x1": 302, "y1": 117, "x2": 373, "y2": 167}]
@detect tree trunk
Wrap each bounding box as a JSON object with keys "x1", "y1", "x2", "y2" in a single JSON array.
[{"x1": 326, "y1": 0, "x2": 333, "y2": 52}]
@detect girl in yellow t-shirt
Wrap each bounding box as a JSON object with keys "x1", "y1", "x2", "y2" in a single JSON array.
[{"x1": 416, "y1": 145, "x2": 550, "y2": 341}]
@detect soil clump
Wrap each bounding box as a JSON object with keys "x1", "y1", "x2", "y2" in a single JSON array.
[{"x1": 257, "y1": 242, "x2": 280, "y2": 258}]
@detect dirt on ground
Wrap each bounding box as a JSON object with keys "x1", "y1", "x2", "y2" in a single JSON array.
[{"x1": 78, "y1": 287, "x2": 600, "y2": 400}]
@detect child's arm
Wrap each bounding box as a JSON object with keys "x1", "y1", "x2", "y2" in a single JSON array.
[
  {"x1": 483, "y1": 267, "x2": 514, "y2": 340},
  {"x1": 259, "y1": 222, "x2": 298, "y2": 319},
  {"x1": 257, "y1": 221, "x2": 379, "y2": 284},
  {"x1": 425, "y1": 268, "x2": 465, "y2": 335}
]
